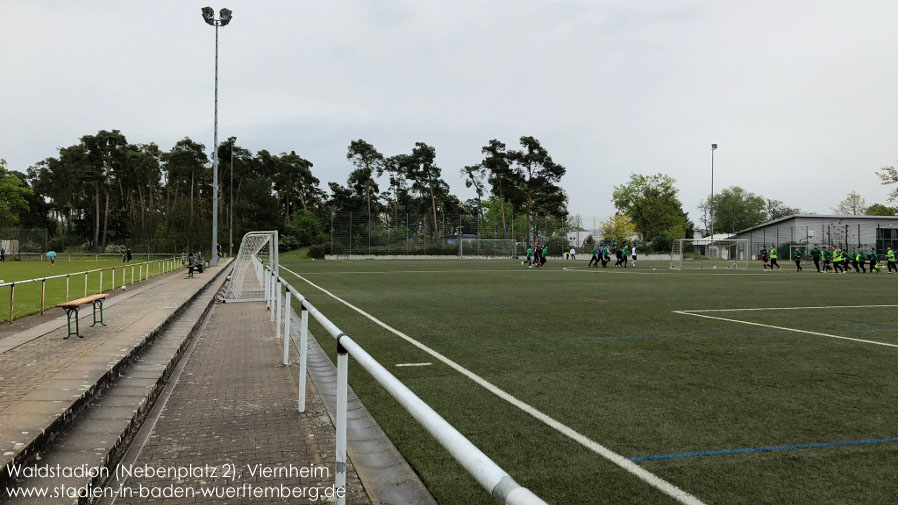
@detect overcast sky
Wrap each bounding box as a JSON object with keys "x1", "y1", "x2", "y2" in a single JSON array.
[{"x1": 2, "y1": 1, "x2": 897, "y2": 225}]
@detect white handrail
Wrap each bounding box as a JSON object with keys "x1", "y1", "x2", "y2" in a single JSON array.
[{"x1": 263, "y1": 264, "x2": 548, "y2": 505}]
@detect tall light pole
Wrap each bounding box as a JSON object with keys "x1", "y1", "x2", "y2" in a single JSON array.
[
  {"x1": 228, "y1": 136, "x2": 236, "y2": 258},
  {"x1": 201, "y1": 6, "x2": 233, "y2": 266},
  {"x1": 710, "y1": 143, "x2": 717, "y2": 240}
]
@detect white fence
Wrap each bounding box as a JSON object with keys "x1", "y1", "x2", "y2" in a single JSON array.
[{"x1": 253, "y1": 260, "x2": 548, "y2": 505}]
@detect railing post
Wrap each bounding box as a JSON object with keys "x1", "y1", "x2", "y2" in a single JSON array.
[
  {"x1": 112, "y1": 268, "x2": 115, "y2": 290},
  {"x1": 131, "y1": 265, "x2": 134, "y2": 285},
  {"x1": 264, "y1": 268, "x2": 270, "y2": 310},
  {"x1": 275, "y1": 279, "x2": 282, "y2": 340},
  {"x1": 139, "y1": 264, "x2": 143, "y2": 282},
  {"x1": 282, "y1": 291, "x2": 291, "y2": 365},
  {"x1": 270, "y1": 272, "x2": 276, "y2": 321},
  {"x1": 9, "y1": 284, "x2": 15, "y2": 323},
  {"x1": 40, "y1": 280, "x2": 45, "y2": 315},
  {"x1": 84, "y1": 273, "x2": 88, "y2": 297},
  {"x1": 298, "y1": 305, "x2": 308, "y2": 412},
  {"x1": 335, "y1": 339, "x2": 348, "y2": 505},
  {"x1": 99, "y1": 271, "x2": 103, "y2": 293},
  {"x1": 65, "y1": 275, "x2": 70, "y2": 302}
]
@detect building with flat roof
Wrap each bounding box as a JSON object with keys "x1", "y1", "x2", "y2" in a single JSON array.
[{"x1": 731, "y1": 214, "x2": 898, "y2": 258}]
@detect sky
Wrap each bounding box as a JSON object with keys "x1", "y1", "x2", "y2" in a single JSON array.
[{"x1": 2, "y1": 1, "x2": 897, "y2": 225}]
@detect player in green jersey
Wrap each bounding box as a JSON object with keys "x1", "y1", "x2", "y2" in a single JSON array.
[
  {"x1": 525, "y1": 246, "x2": 533, "y2": 266},
  {"x1": 868, "y1": 248, "x2": 880, "y2": 273},
  {"x1": 810, "y1": 244, "x2": 822, "y2": 272},
  {"x1": 887, "y1": 247, "x2": 896, "y2": 273},
  {"x1": 821, "y1": 246, "x2": 831, "y2": 273},
  {"x1": 793, "y1": 247, "x2": 803, "y2": 272}
]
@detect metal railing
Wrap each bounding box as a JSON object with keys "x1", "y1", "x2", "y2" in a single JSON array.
[
  {"x1": 0, "y1": 258, "x2": 180, "y2": 322},
  {"x1": 257, "y1": 261, "x2": 548, "y2": 505}
]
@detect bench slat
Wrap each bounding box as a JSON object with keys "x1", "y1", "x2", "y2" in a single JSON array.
[{"x1": 59, "y1": 294, "x2": 109, "y2": 308}]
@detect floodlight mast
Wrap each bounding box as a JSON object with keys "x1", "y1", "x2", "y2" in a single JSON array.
[
  {"x1": 710, "y1": 143, "x2": 717, "y2": 241},
  {"x1": 201, "y1": 7, "x2": 233, "y2": 266}
]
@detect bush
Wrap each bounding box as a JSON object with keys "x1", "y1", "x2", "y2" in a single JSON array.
[
  {"x1": 48, "y1": 237, "x2": 66, "y2": 252},
  {"x1": 286, "y1": 210, "x2": 326, "y2": 248},
  {"x1": 307, "y1": 242, "x2": 330, "y2": 259}
]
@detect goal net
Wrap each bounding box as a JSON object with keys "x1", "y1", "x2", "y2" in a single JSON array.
[
  {"x1": 670, "y1": 239, "x2": 749, "y2": 270},
  {"x1": 224, "y1": 231, "x2": 278, "y2": 302},
  {"x1": 459, "y1": 238, "x2": 516, "y2": 258}
]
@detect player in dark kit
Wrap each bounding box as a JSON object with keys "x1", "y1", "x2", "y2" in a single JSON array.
[
  {"x1": 793, "y1": 247, "x2": 802, "y2": 272},
  {"x1": 810, "y1": 244, "x2": 821, "y2": 272}
]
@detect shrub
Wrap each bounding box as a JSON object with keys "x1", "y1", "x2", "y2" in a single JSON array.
[{"x1": 307, "y1": 242, "x2": 330, "y2": 259}]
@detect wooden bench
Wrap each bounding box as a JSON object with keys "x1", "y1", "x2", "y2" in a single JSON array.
[{"x1": 58, "y1": 294, "x2": 109, "y2": 339}]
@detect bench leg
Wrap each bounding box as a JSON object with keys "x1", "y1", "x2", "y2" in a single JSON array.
[
  {"x1": 90, "y1": 299, "x2": 107, "y2": 328},
  {"x1": 65, "y1": 308, "x2": 79, "y2": 339}
]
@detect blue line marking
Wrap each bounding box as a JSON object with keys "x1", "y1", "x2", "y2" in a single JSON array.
[
  {"x1": 413, "y1": 286, "x2": 506, "y2": 308},
  {"x1": 629, "y1": 437, "x2": 898, "y2": 462}
]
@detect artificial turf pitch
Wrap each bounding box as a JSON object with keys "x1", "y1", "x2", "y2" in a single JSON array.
[{"x1": 280, "y1": 254, "x2": 897, "y2": 505}]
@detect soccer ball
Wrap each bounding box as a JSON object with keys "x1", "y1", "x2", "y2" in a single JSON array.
[
  {"x1": 528, "y1": 265, "x2": 533, "y2": 269},
  {"x1": 652, "y1": 268, "x2": 656, "y2": 271},
  {"x1": 121, "y1": 285, "x2": 127, "y2": 291}
]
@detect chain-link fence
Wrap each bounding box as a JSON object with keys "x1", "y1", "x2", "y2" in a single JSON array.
[
  {"x1": 329, "y1": 212, "x2": 579, "y2": 257},
  {"x1": 0, "y1": 228, "x2": 48, "y2": 259}
]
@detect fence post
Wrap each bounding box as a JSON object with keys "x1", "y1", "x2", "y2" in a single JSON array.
[
  {"x1": 99, "y1": 271, "x2": 103, "y2": 294},
  {"x1": 276, "y1": 279, "x2": 282, "y2": 340},
  {"x1": 271, "y1": 272, "x2": 277, "y2": 322},
  {"x1": 283, "y1": 291, "x2": 291, "y2": 365},
  {"x1": 40, "y1": 280, "x2": 45, "y2": 315},
  {"x1": 9, "y1": 284, "x2": 14, "y2": 323},
  {"x1": 112, "y1": 269, "x2": 115, "y2": 291},
  {"x1": 66, "y1": 275, "x2": 70, "y2": 302},
  {"x1": 298, "y1": 305, "x2": 308, "y2": 412},
  {"x1": 335, "y1": 339, "x2": 348, "y2": 505},
  {"x1": 84, "y1": 273, "x2": 88, "y2": 297}
]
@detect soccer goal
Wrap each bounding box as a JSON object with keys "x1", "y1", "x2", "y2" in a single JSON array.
[
  {"x1": 223, "y1": 231, "x2": 278, "y2": 302},
  {"x1": 670, "y1": 238, "x2": 749, "y2": 270},
  {"x1": 459, "y1": 238, "x2": 517, "y2": 258}
]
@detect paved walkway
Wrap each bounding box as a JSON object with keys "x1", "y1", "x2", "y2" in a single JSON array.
[
  {"x1": 0, "y1": 264, "x2": 228, "y2": 478},
  {"x1": 113, "y1": 301, "x2": 371, "y2": 505}
]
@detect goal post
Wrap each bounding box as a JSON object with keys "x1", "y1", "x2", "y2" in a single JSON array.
[
  {"x1": 224, "y1": 231, "x2": 278, "y2": 302},
  {"x1": 670, "y1": 238, "x2": 749, "y2": 270},
  {"x1": 459, "y1": 238, "x2": 517, "y2": 258}
]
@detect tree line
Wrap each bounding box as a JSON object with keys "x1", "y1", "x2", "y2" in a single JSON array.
[
  {"x1": 0, "y1": 132, "x2": 569, "y2": 253},
  {"x1": 2, "y1": 131, "x2": 896, "y2": 254}
]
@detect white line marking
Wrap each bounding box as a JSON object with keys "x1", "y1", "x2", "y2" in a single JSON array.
[
  {"x1": 281, "y1": 265, "x2": 705, "y2": 505},
  {"x1": 395, "y1": 362, "x2": 432, "y2": 367},
  {"x1": 673, "y1": 311, "x2": 898, "y2": 349},
  {"x1": 681, "y1": 304, "x2": 898, "y2": 313}
]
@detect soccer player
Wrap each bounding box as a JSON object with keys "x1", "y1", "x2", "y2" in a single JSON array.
[
  {"x1": 793, "y1": 247, "x2": 802, "y2": 272},
  {"x1": 832, "y1": 248, "x2": 842, "y2": 273},
  {"x1": 810, "y1": 244, "x2": 821, "y2": 272},
  {"x1": 855, "y1": 248, "x2": 866, "y2": 273},
  {"x1": 821, "y1": 246, "x2": 831, "y2": 273},
  {"x1": 525, "y1": 245, "x2": 533, "y2": 266},
  {"x1": 540, "y1": 244, "x2": 548, "y2": 268},
  {"x1": 769, "y1": 244, "x2": 781, "y2": 270},
  {"x1": 887, "y1": 247, "x2": 896, "y2": 273},
  {"x1": 868, "y1": 248, "x2": 880, "y2": 273},
  {"x1": 588, "y1": 245, "x2": 599, "y2": 268},
  {"x1": 602, "y1": 245, "x2": 610, "y2": 268},
  {"x1": 760, "y1": 246, "x2": 769, "y2": 270},
  {"x1": 850, "y1": 248, "x2": 860, "y2": 272},
  {"x1": 614, "y1": 246, "x2": 622, "y2": 267},
  {"x1": 570, "y1": 247, "x2": 576, "y2": 261},
  {"x1": 631, "y1": 245, "x2": 638, "y2": 268},
  {"x1": 620, "y1": 244, "x2": 629, "y2": 268}
]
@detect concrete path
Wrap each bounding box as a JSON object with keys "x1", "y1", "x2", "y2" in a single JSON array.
[{"x1": 110, "y1": 301, "x2": 371, "y2": 504}]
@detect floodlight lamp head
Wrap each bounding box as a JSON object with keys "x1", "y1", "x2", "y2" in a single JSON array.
[
  {"x1": 201, "y1": 7, "x2": 215, "y2": 25},
  {"x1": 711, "y1": 144, "x2": 718, "y2": 150},
  {"x1": 219, "y1": 8, "x2": 233, "y2": 26}
]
